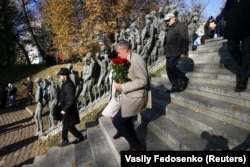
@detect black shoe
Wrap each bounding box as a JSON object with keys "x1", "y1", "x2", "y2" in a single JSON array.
[
  {"x1": 128, "y1": 145, "x2": 145, "y2": 151},
  {"x1": 72, "y1": 136, "x2": 85, "y2": 144},
  {"x1": 236, "y1": 75, "x2": 241, "y2": 85},
  {"x1": 58, "y1": 140, "x2": 69, "y2": 147},
  {"x1": 235, "y1": 77, "x2": 248, "y2": 92},
  {"x1": 179, "y1": 78, "x2": 189, "y2": 91},
  {"x1": 168, "y1": 87, "x2": 182, "y2": 93},
  {"x1": 113, "y1": 132, "x2": 122, "y2": 139}
]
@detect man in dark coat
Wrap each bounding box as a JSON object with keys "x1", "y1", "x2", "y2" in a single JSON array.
[
  {"x1": 57, "y1": 68, "x2": 84, "y2": 146},
  {"x1": 223, "y1": 0, "x2": 250, "y2": 92},
  {"x1": 23, "y1": 76, "x2": 33, "y2": 105},
  {"x1": 164, "y1": 13, "x2": 189, "y2": 93}
]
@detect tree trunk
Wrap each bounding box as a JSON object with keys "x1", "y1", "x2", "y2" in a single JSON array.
[
  {"x1": 21, "y1": 0, "x2": 47, "y2": 61},
  {"x1": 15, "y1": 39, "x2": 31, "y2": 66}
]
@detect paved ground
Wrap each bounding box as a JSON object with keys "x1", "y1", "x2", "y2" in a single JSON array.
[{"x1": 0, "y1": 105, "x2": 43, "y2": 167}]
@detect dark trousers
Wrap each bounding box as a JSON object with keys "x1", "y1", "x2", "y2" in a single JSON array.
[
  {"x1": 166, "y1": 56, "x2": 187, "y2": 87},
  {"x1": 227, "y1": 36, "x2": 250, "y2": 79},
  {"x1": 112, "y1": 110, "x2": 140, "y2": 148},
  {"x1": 28, "y1": 94, "x2": 33, "y2": 105},
  {"x1": 62, "y1": 125, "x2": 82, "y2": 142}
]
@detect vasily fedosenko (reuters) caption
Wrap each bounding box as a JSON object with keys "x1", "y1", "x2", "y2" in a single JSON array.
[{"x1": 120, "y1": 151, "x2": 250, "y2": 167}]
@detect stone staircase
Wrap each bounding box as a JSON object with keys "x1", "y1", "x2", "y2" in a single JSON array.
[{"x1": 22, "y1": 38, "x2": 250, "y2": 167}]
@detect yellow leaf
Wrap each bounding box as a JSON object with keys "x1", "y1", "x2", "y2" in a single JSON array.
[
  {"x1": 195, "y1": 108, "x2": 200, "y2": 112},
  {"x1": 231, "y1": 105, "x2": 244, "y2": 111}
]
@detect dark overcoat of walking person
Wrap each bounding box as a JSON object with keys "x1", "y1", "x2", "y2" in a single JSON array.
[
  {"x1": 57, "y1": 68, "x2": 84, "y2": 146},
  {"x1": 164, "y1": 13, "x2": 189, "y2": 93},
  {"x1": 23, "y1": 76, "x2": 33, "y2": 105}
]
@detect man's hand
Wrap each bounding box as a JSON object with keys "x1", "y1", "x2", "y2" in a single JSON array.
[
  {"x1": 114, "y1": 82, "x2": 122, "y2": 91},
  {"x1": 181, "y1": 54, "x2": 187, "y2": 58},
  {"x1": 61, "y1": 110, "x2": 66, "y2": 115}
]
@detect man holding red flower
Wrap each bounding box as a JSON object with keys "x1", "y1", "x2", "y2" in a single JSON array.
[{"x1": 112, "y1": 40, "x2": 150, "y2": 151}]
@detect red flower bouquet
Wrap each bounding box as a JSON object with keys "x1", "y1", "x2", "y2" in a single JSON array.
[
  {"x1": 111, "y1": 57, "x2": 131, "y2": 100},
  {"x1": 111, "y1": 57, "x2": 130, "y2": 83}
]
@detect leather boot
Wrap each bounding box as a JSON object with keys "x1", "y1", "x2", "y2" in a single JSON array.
[
  {"x1": 58, "y1": 140, "x2": 69, "y2": 147},
  {"x1": 113, "y1": 132, "x2": 122, "y2": 139},
  {"x1": 234, "y1": 77, "x2": 248, "y2": 92},
  {"x1": 179, "y1": 78, "x2": 189, "y2": 91}
]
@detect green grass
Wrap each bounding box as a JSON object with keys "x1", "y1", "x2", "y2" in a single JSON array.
[{"x1": 149, "y1": 65, "x2": 166, "y2": 79}]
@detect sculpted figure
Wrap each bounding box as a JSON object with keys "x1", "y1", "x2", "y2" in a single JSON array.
[
  {"x1": 163, "y1": 5, "x2": 170, "y2": 15},
  {"x1": 68, "y1": 63, "x2": 81, "y2": 99},
  {"x1": 129, "y1": 22, "x2": 141, "y2": 53},
  {"x1": 96, "y1": 51, "x2": 108, "y2": 99},
  {"x1": 103, "y1": 53, "x2": 112, "y2": 94},
  {"x1": 140, "y1": 14, "x2": 152, "y2": 48},
  {"x1": 150, "y1": 39, "x2": 160, "y2": 64},
  {"x1": 47, "y1": 75, "x2": 59, "y2": 130},
  {"x1": 80, "y1": 53, "x2": 96, "y2": 109},
  {"x1": 141, "y1": 22, "x2": 156, "y2": 66},
  {"x1": 119, "y1": 29, "x2": 128, "y2": 41},
  {"x1": 150, "y1": 10, "x2": 159, "y2": 34},
  {"x1": 34, "y1": 77, "x2": 43, "y2": 136},
  {"x1": 111, "y1": 32, "x2": 120, "y2": 52},
  {"x1": 158, "y1": 8, "x2": 167, "y2": 59},
  {"x1": 169, "y1": 4, "x2": 178, "y2": 15}
]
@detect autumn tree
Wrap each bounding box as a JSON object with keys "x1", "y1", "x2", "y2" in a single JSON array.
[
  {"x1": 0, "y1": 0, "x2": 19, "y2": 66},
  {"x1": 41, "y1": 0, "x2": 160, "y2": 58},
  {"x1": 42, "y1": 0, "x2": 81, "y2": 60}
]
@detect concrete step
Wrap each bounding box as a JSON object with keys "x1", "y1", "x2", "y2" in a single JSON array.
[
  {"x1": 190, "y1": 44, "x2": 228, "y2": 53},
  {"x1": 151, "y1": 76, "x2": 250, "y2": 107},
  {"x1": 204, "y1": 37, "x2": 227, "y2": 44},
  {"x1": 185, "y1": 72, "x2": 250, "y2": 88},
  {"x1": 23, "y1": 132, "x2": 93, "y2": 167},
  {"x1": 75, "y1": 139, "x2": 95, "y2": 167},
  {"x1": 186, "y1": 83, "x2": 250, "y2": 108},
  {"x1": 158, "y1": 71, "x2": 250, "y2": 88},
  {"x1": 54, "y1": 144, "x2": 76, "y2": 167},
  {"x1": 99, "y1": 115, "x2": 173, "y2": 152},
  {"x1": 190, "y1": 63, "x2": 239, "y2": 74},
  {"x1": 150, "y1": 85, "x2": 250, "y2": 131},
  {"x1": 172, "y1": 91, "x2": 250, "y2": 130},
  {"x1": 40, "y1": 146, "x2": 61, "y2": 167},
  {"x1": 178, "y1": 56, "x2": 237, "y2": 73},
  {"x1": 98, "y1": 116, "x2": 130, "y2": 166},
  {"x1": 150, "y1": 89, "x2": 250, "y2": 150},
  {"x1": 189, "y1": 50, "x2": 229, "y2": 56},
  {"x1": 165, "y1": 103, "x2": 250, "y2": 149},
  {"x1": 141, "y1": 108, "x2": 213, "y2": 150},
  {"x1": 22, "y1": 155, "x2": 46, "y2": 167},
  {"x1": 196, "y1": 39, "x2": 227, "y2": 49},
  {"x1": 187, "y1": 53, "x2": 236, "y2": 65},
  {"x1": 195, "y1": 45, "x2": 228, "y2": 52},
  {"x1": 192, "y1": 37, "x2": 226, "y2": 50},
  {"x1": 149, "y1": 92, "x2": 250, "y2": 151},
  {"x1": 135, "y1": 114, "x2": 173, "y2": 151},
  {"x1": 94, "y1": 115, "x2": 173, "y2": 166},
  {"x1": 177, "y1": 59, "x2": 239, "y2": 75},
  {"x1": 87, "y1": 122, "x2": 119, "y2": 167}
]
